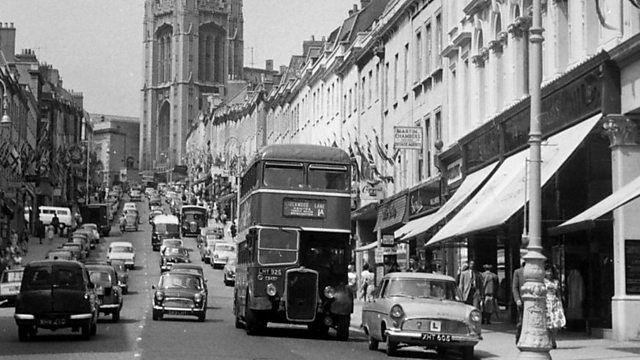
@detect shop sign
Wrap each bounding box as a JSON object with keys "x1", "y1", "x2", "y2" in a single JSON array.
[
  {"x1": 360, "y1": 181, "x2": 385, "y2": 206},
  {"x1": 381, "y1": 234, "x2": 395, "y2": 247},
  {"x1": 283, "y1": 198, "x2": 326, "y2": 218},
  {"x1": 393, "y1": 126, "x2": 422, "y2": 149},
  {"x1": 375, "y1": 246, "x2": 397, "y2": 263},
  {"x1": 446, "y1": 159, "x2": 463, "y2": 185},
  {"x1": 409, "y1": 180, "x2": 441, "y2": 218},
  {"x1": 625, "y1": 240, "x2": 640, "y2": 295}
]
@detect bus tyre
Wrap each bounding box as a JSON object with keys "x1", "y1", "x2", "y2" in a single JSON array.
[
  {"x1": 308, "y1": 319, "x2": 328, "y2": 338},
  {"x1": 336, "y1": 315, "x2": 350, "y2": 341},
  {"x1": 244, "y1": 305, "x2": 263, "y2": 335},
  {"x1": 18, "y1": 325, "x2": 30, "y2": 342}
]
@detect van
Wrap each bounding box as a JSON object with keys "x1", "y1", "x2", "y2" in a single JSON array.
[{"x1": 39, "y1": 206, "x2": 74, "y2": 230}]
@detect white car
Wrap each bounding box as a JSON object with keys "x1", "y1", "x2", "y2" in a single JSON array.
[
  {"x1": 160, "y1": 238, "x2": 183, "y2": 254},
  {"x1": 211, "y1": 242, "x2": 236, "y2": 269},
  {"x1": 123, "y1": 202, "x2": 138, "y2": 212},
  {"x1": 107, "y1": 241, "x2": 136, "y2": 269}
]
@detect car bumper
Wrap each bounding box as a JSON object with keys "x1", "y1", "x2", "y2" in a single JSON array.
[
  {"x1": 15, "y1": 313, "x2": 94, "y2": 329},
  {"x1": 213, "y1": 259, "x2": 228, "y2": 265},
  {"x1": 99, "y1": 303, "x2": 121, "y2": 312},
  {"x1": 385, "y1": 329, "x2": 481, "y2": 347},
  {"x1": 153, "y1": 305, "x2": 205, "y2": 316}
]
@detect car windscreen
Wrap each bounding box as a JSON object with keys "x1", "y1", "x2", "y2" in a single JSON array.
[
  {"x1": 206, "y1": 239, "x2": 218, "y2": 247},
  {"x1": 384, "y1": 279, "x2": 459, "y2": 301},
  {"x1": 263, "y1": 162, "x2": 304, "y2": 188},
  {"x1": 159, "y1": 274, "x2": 202, "y2": 290},
  {"x1": 258, "y1": 228, "x2": 298, "y2": 265},
  {"x1": 2, "y1": 270, "x2": 23, "y2": 283},
  {"x1": 22, "y1": 265, "x2": 85, "y2": 291},
  {"x1": 164, "y1": 247, "x2": 187, "y2": 256},
  {"x1": 183, "y1": 211, "x2": 206, "y2": 224},
  {"x1": 111, "y1": 246, "x2": 133, "y2": 253},
  {"x1": 89, "y1": 271, "x2": 112, "y2": 286},
  {"x1": 308, "y1": 164, "x2": 349, "y2": 191},
  {"x1": 156, "y1": 223, "x2": 180, "y2": 234},
  {"x1": 47, "y1": 251, "x2": 72, "y2": 259}
]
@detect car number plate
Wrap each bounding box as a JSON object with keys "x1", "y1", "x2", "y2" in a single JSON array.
[
  {"x1": 166, "y1": 310, "x2": 189, "y2": 316},
  {"x1": 421, "y1": 333, "x2": 452, "y2": 342},
  {"x1": 38, "y1": 318, "x2": 67, "y2": 326}
]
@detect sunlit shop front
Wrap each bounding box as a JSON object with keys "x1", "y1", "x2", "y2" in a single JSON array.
[{"x1": 397, "y1": 52, "x2": 620, "y2": 333}]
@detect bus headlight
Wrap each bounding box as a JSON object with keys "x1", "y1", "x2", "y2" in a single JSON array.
[
  {"x1": 323, "y1": 286, "x2": 336, "y2": 299},
  {"x1": 266, "y1": 283, "x2": 277, "y2": 296}
]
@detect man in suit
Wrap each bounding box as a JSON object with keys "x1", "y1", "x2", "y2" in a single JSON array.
[
  {"x1": 458, "y1": 260, "x2": 483, "y2": 309},
  {"x1": 512, "y1": 261, "x2": 526, "y2": 344},
  {"x1": 481, "y1": 264, "x2": 499, "y2": 324}
]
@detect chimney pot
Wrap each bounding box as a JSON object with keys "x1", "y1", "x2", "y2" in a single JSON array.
[{"x1": 10, "y1": 23, "x2": 13, "y2": 28}]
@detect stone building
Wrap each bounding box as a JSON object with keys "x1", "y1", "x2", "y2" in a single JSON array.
[
  {"x1": 139, "y1": 0, "x2": 244, "y2": 171},
  {"x1": 91, "y1": 114, "x2": 140, "y2": 186}
]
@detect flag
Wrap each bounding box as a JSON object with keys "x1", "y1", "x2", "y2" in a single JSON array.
[
  {"x1": 347, "y1": 144, "x2": 361, "y2": 182},
  {"x1": 354, "y1": 140, "x2": 372, "y2": 181}
]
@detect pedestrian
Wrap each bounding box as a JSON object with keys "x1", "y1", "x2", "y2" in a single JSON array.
[
  {"x1": 19, "y1": 230, "x2": 29, "y2": 256},
  {"x1": 46, "y1": 224, "x2": 54, "y2": 244},
  {"x1": 458, "y1": 260, "x2": 483, "y2": 310},
  {"x1": 512, "y1": 260, "x2": 526, "y2": 344},
  {"x1": 456, "y1": 261, "x2": 469, "y2": 286},
  {"x1": 545, "y1": 264, "x2": 565, "y2": 349},
  {"x1": 360, "y1": 263, "x2": 374, "y2": 301},
  {"x1": 35, "y1": 217, "x2": 44, "y2": 244},
  {"x1": 51, "y1": 213, "x2": 60, "y2": 236},
  {"x1": 481, "y1": 264, "x2": 499, "y2": 324},
  {"x1": 347, "y1": 264, "x2": 357, "y2": 296}
]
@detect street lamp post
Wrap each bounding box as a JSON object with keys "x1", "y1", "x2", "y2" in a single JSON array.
[
  {"x1": 224, "y1": 137, "x2": 241, "y2": 228},
  {"x1": 517, "y1": 0, "x2": 552, "y2": 358},
  {"x1": 81, "y1": 140, "x2": 91, "y2": 205}
]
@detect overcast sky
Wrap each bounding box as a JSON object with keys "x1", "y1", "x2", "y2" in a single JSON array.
[{"x1": 0, "y1": 0, "x2": 350, "y2": 117}]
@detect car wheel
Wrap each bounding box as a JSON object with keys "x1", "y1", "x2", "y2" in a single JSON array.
[
  {"x1": 90, "y1": 320, "x2": 97, "y2": 336},
  {"x1": 197, "y1": 312, "x2": 206, "y2": 322},
  {"x1": 81, "y1": 321, "x2": 92, "y2": 340},
  {"x1": 112, "y1": 310, "x2": 120, "y2": 322},
  {"x1": 436, "y1": 347, "x2": 447, "y2": 357},
  {"x1": 462, "y1": 346, "x2": 474, "y2": 360},
  {"x1": 386, "y1": 336, "x2": 398, "y2": 356},
  {"x1": 308, "y1": 319, "x2": 328, "y2": 338},
  {"x1": 122, "y1": 287, "x2": 128, "y2": 295},
  {"x1": 18, "y1": 325, "x2": 31, "y2": 342},
  {"x1": 152, "y1": 309, "x2": 162, "y2": 321},
  {"x1": 336, "y1": 314, "x2": 350, "y2": 341},
  {"x1": 368, "y1": 334, "x2": 379, "y2": 350}
]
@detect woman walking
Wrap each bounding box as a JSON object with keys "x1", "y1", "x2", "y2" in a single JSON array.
[{"x1": 545, "y1": 265, "x2": 565, "y2": 349}]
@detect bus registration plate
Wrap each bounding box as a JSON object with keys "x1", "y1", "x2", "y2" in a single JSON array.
[{"x1": 283, "y1": 198, "x2": 326, "y2": 218}]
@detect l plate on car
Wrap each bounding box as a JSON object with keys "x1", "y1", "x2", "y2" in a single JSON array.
[{"x1": 421, "y1": 333, "x2": 452, "y2": 342}]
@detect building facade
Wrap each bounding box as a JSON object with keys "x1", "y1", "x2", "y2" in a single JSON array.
[
  {"x1": 139, "y1": 0, "x2": 244, "y2": 171},
  {"x1": 91, "y1": 114, "x2": 140, "y2": 186}
]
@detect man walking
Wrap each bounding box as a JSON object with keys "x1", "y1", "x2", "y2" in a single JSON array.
[
  {"x1": 512, "y1": 261, "x2": 526, "y2": 343},
  {"x1": 51, "y1": 213, "x2": 60, "y2": 236},
  {"x1": 482, "y1": 264, "x2": 499, "y2": 324},
  {"x1": 458, "y1": 260, "x2": 483, "y2": 309}
]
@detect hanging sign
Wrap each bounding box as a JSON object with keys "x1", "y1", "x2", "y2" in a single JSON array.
[{"x1": 394, "y1": 126, "x2": 422, "y2": 149}]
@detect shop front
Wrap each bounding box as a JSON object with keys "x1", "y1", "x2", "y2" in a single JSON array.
[{"x1": 372, "y1": 192, "x2": 409, "y2": 283}]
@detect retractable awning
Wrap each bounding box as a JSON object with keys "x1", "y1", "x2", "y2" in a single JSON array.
[
  {"x1": 553, "y1": 174, "x2": 640, "y2": 233},
  {"x1": 394, "y1": 161, "x2": 498, "y2": 240},
  {"x1": 355, "y1": 241, "x2": 379, "y2": 252},
  {"x1": 427, "y1": 113, "x2": 601, "y2": 247}
]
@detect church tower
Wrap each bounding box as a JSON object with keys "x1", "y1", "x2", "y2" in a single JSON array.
[{"x1": 140, "y1": 0, "x2": 244, "y2": 170}]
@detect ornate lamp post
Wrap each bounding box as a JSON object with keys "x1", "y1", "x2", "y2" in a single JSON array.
[
  {"x1": 224, "y1": 136, "x2": 241, "y2": 227},
  {"x1": 517, "y1": 0, "x2": 552, "y2": 358}
]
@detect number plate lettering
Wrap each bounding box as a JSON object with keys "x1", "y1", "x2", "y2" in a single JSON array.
[{"x1": 421, "y1": 333, "x2": 452, "y2": 342}]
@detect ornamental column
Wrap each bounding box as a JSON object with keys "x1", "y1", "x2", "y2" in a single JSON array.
[{"x1": 603, "y1": 114, "x2": 640, "y2": 341}]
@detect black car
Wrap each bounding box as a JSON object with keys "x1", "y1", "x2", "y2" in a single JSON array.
[
  {"x1": 160, "y1": 247, "x2": 190, "y2": 272},
  {"x1": 14, "y1": 260, "x2": 98, "y2": 341},
  {"x1": 110, "y1": 260, "x2": 129, "y2": 294},
  {"x1": 86, "y1": 265, "x2": 123, "y2": 322},
  {"x1": 152, "y1": 272, "x2": 207, "y2": 322}
]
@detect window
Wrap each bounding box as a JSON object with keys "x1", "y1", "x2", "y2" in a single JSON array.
[
  {"x1": 241, "y1": 163, "x2": 258, "y2": 197},
  {"x1": 375, "y1": 63, "x2": 380, "y2": 101},
  {"x1": 425, "y1": 118, "x2": 432, "y2": 178},
  {"x1": 435, "y1": 110, "x2": 442, "y2": 142},
  {"x1": 263, "y1": 162, "x2": 304, "y2": 188},
  {"x1": 368, "y1": 70, "x2": 373, "y2": 105},
  {"x1": 425, "y1": 22, "x2": 432, "y2": 75},
  {"x1": 393, "y1": 54, "x2": 398, "y2": 100},
  {"x1": 435, "y1": 13, "x2": 443, "y2": 67},
  {"x1": 384, "y1": 279, "x2": 460, "y2": 301},
  {"x1": 415, "y1": 30, "x2": 422, "y2": 82},
  {"x1": 308, "y1": 164, "x2": 349, "y2": 191},
  {"x1": 403, "y1": 44, "x2": 409, "y2": 94},
  {"x1": 385, "y1": 62, "x2": 390, "y2": 107},
  {"x1": 258, "y1": 228, "x2": 299, "y2": 265},
  {"x1": 361, "y1": 77, "x2": 366, "y2": 108}
]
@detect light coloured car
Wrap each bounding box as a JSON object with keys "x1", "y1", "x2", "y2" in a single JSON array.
[
  {"x1": 361, "y1": 272, "x2": 481, "y2": 359},
  {"x1": 123, "y1": 202, "x2": 137, "y2": 212},
  {"x1": 211, "y1": 242, "x2": 236, "y2": 269},
  {"x1": 130, "y1": 189, "x2": 142, "y2": 202},
  {"x1": 80, "y1": 223, "x2": 101, "y2": 242},
  {"x1": 160, "y1": 238, "x2": 183, "y2": 254},
  {"x1": 0, "y1": 267, "x2": 24, "y2": 306},
  {"x1": 199, "y1": 239, "x2": 218, "y2": 264},
  {"x1": 222, "y1": 258, "x2": 236, "y2": 286},
  {"x1": 38, "y1": 206, "x2": 74, "y2": 230},
  {"x1": 107, "y1": 241, "x2": 136, "y2": 269}
]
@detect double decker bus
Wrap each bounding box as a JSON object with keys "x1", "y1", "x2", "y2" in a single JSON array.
[{"x1": 234, "y1": 144, "x2": 353, "y2": 340}]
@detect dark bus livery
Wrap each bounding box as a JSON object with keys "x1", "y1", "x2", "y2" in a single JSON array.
[
  {"x1": 234, "y1": 144, "x2": 353, "y2": 340},
  {"x1": 180, "y1": 205, "x2": 208, "y2": 237}
]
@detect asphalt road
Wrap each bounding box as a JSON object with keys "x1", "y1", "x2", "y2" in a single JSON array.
[{"x1": 0, "y1": 200, "x2": 469, "y2": 360}]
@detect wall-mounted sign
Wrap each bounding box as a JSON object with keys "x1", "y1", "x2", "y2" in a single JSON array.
[
  {"x1": 446, "y1": 158, "x2": 463, "y2": 185},
  {"x1": 360, "y1": 182, "x2": 385, "y2": 206},
  {"x1": 394, "y1": 126, "x2": 422, "y2": 149},
  {"x1": 381, "y1": 234, "x2": 395, "y2": 247},
  {"x1": 625, "y1": 240, "x2": 640, "y2": 295},
  {"x1": 283, "y1": 198, "x2": 326, "y2": 218}
]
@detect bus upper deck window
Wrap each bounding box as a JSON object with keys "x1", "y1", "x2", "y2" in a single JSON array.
[
  {"x1": 263, "y1": 162, "x2": 304, "y2": 189},
  {"x1": 308, "y1": 164, "x2": 348, "y2": 191}
]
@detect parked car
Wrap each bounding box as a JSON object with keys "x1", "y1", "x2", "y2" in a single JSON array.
[
  {"x1": 159, "y1": 247, "x2": 190, "y2": 273},
  {"x1": 45, "y1": 250, "x2": 74, "y2": 261},
  {"x1": 60, "y1": 243, "x2": 86, "y2": 263},
  {"x1": 38, "y1": 206, "x2": 75, "y2": 232},
  {"x1": 86, "y1": 264, "x2": 123, "y2": 322},
  {"x1": 75, "y1": 228, "x2": 98, "y2": 249},
  {"x1": 151, "y1": 215, "x2": 180, "y2": 251},
  {"x1": 0, "y1": 267, "x2": 24, "y2": 306},
  {"x1": 109, "y1": 260, "x2": 129, "y2": 294},
  {"x1": 14, "y1": 260, "x2": 98, "y2": 341},
  {"x1": 199, "y1": 239, "x2": 218, "y2": 264},
  {"x1": 79, "y1": 224, "x2": 101, "y2": 245},
  {"x1": 129, "y1": 189, "x2": 142, "y2": 202},
  {"x1": 151, "y1": 272, "x2": 206, "y2": 322},
  {"x1": 211, "y1": 242, "x2": 236, "y2": 269},
  {"x1": 361, "y1": 272, "x2": 481, "y2": 359},
  {"x1": 120, "y1": 210, "x2": 139, "y2": 232},
  {"x1": 222, "y1": 258, "x2": 236, "y2": 287},
  {"x1": 68, "y1": 233, "x2": 90, "y2": 257},
  {"x1": 197, "y1": 226, "x2": 222, "y2": 248},
  {"x1": 160, "y1": 238, "x2": 183, "y2": 254},
  {"x1": 107, "y1": 242, "x2": 136, "y2": 269}
]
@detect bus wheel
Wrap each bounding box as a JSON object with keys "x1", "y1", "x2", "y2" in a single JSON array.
[
  {"x1": 308, "y1": 319, "x2": 328, "y2": 338},
  {"x1": 244, "y1": 304, "x2": 263, "y2": 335},
  {"x1": 234, "y1": 295, "x2": 244, "y2": 329},
  {"x1": 335, "y1": 315, "x2": 350, "y2": 341}
]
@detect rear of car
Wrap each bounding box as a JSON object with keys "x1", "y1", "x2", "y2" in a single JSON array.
[
  {"x1": 130, "y1": 189, "x2": 142, "y2": 202},
  {"x1": 211, "y1": 242, "x2": 236, "y2": 269},
  {"x1": 222, "y1": 258, "x2": 236, "y2": 286},
  {"x1": 87, "y1": 265, "x2": 122, "y2": 322},
  {"x1": 14, "y1": 261, "x2": 97, "y2": 341},
  {"x1": 107, "y1": 242, "x2": 136, "y2": 269},
  {"x1": 151, "y1": 215, "x2": 180, "y2": 251},
  {"x1": 160, "y1": 247, "x2": 190, "y2": 272},
  {"x1": 0, "y1": 268, "x2": 24, "y2": 305}
]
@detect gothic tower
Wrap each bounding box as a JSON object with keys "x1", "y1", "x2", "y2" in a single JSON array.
[{"x1": 140, "y1": 0, "x2": 244, "y2": 170}]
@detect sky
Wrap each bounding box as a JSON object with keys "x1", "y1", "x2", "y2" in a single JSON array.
[{"x1": 0, "y1": 0, "x2": 351, "y2": 117}]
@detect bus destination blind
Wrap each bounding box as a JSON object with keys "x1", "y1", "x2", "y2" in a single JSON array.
[{"x1": 283, "y1": 198, "x2": 327, "y2": 218}]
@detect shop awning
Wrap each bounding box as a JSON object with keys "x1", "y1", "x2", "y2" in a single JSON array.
[
  {"x1": 394, "y1": 161, "x2": 498, "y2": 240},
  {"x1": 427, "y1": 113, "x2": 601, "y2": 246},
  {"x1": 553, "y1": 174, "x2": 640, "y2": 234},
  {"x1": 355, "y1": 241, "x2": 379, "y2": 252},
  {"x1": 373, "y1": 194, "x2": 408, "y2": 233}
]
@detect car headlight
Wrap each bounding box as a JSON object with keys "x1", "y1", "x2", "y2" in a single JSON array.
[
  {"x1": 266, "y1": 283, "x2": 277, "y2": 296},
  {"x1": 323, "y1": 286, "x2": 336, "y2": 299},
  {"x1": 155, "y1": 291, "x2": 164, "y2": 302},
  {"x1": 194, "y1": 293, "x2": 203, "y2": 303},
  {"x1": 470, "y1": 310, "x2": 482, "y2": 323},
  {"x1": 390, "y1": 304, "x2": 404, "y2": 320}
]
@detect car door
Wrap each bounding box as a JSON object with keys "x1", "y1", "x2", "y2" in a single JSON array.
[{"x1": 369, "y1": 279, "x2": 389, "y2": 340}]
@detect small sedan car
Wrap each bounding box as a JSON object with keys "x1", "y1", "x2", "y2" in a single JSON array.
[
  {"x1": 199, "y1": 239, "x2": 217, "y2": 264},
  {"x1": 152, "y1": 272, "x2": 207, "y2": 322},
  {"x1": 45, "y1": 250, "x2": 74, "y2": 261},
  {"x1": 362, "y1": 273, "x2": 481, "y2": 359},
  {"x1": 110, "y1": 260, "x2": 129, "y2": 294},
  {"x1": 107, "y1": 242, "x2": 136, "y2": 269},
  {"x1": 169, "y1": 263, "x2": 204, "y2": 278},
  {"x1": 211, "y1": 242, "x2": 236, "y2": 269},
  {"x1": 86, "y1": 264, "x2": 123, "y2": 322},
  {"x1": 0, "y1": 267, "x2": 24, "y2": 306},
  {"x1": 120, "y1": 210, "x2": 139, "y2": 232},
  {"x1": 61, "y1": 243, "x2": 86, "y2": 263},
  {"x1": 222, "y1": 258, "x2": 236, "y2": 286},
  {"x1": 160, "y1": 247, "x2": 190, "y2": 272}
]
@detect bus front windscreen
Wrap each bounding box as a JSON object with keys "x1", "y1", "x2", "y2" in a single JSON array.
[
  {"x1": 258, "y1": 228, "x2": 298, "y2": 265},
  {"x1": 263, "y1": 162, "x2": 304, "y2": 189},
  {"x1": 308, "y1": 164, "x2": 349, "y2": 191}
]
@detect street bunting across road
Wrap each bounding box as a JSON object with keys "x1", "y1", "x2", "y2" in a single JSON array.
[{"x1": 393, "y1": 126, "x2": 422, "y2": 149}]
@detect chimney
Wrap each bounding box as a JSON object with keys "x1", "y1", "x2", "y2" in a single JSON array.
[
  {"x1": 0, "y1": 22, "x2": 17, "y2": 63},
  {"x1": 279, "y1": 65, "x2": 287, "y2": 75},
  {"x1": 265, "y1": 59, "x2": 273, "y2": 71},
  {"x1": 348, "y1": 4, "x2": 358, "y2": 16}
]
